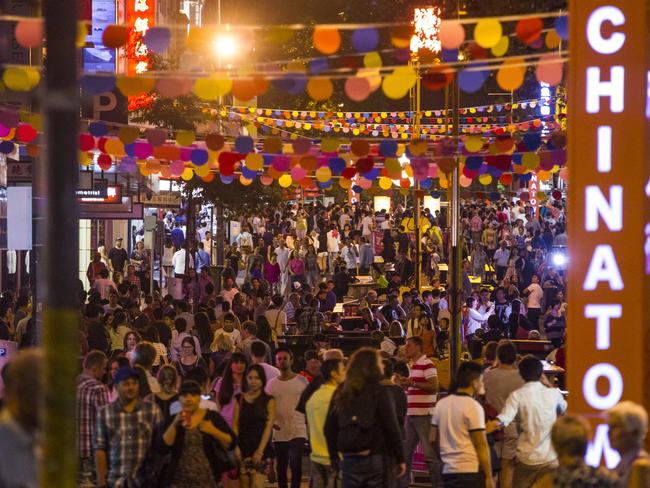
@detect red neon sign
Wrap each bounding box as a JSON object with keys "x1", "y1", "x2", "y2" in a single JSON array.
[{"x1": 126, "y1": 0, "x2": 155, "y2": 75}]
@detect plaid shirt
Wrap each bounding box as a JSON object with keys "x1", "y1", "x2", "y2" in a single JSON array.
[
  {"x1": 77, "y1": 373, "x2": 109, "y2": 458},
  {"x1": 94, "y1": 399, "x2": 162, "y2": 487},
  {"x1": 297, "y1": 307, "x2": 325, "y2": 336}
]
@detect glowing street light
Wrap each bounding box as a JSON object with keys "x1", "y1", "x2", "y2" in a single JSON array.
[{"x1": 213, "y1": 33, "x2": 238, "y2": 59}]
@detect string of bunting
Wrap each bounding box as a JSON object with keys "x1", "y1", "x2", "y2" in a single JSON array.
[{"x1": 0, "y1": 103, "x2": 567, "y2": 195}]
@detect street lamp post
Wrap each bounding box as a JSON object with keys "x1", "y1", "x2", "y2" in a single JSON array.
[{"x1": 410, "y1": 6, "x2": 441, "y2": 292}]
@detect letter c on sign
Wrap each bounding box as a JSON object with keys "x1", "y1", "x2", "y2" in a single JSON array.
[
  {"x1": 587, "y1": 6, "x2": 626, "y2": 55},
  {"x1": 583, "y1": 363, "x2": 624, "y2": 410}
]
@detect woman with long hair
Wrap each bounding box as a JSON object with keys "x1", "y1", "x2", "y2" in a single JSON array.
[
  {"x1": 123, "y1": 330, "x2": 142, "y2": 363},
  {"x1": 194, "y1": 311, "x2": 214, "y2": 362},
  {"x1": 304, "y1": 246, "x2": 320, "y2": 290},
  {"x1": 174, "y1": 336, "x2": 208, "y2": 379},
  {"x1": 213, "y1": 352, "x2": 248, "y2": 427},
  {"x1": 155, "y1": 365, "x2": 179, "y2": 422},
  {"x1": 288, "y1": 250, "x2": 305, "y2": 288},
  {"x1": 324, "y1": 348, "x2": 406, "y2": 487},
  {"x1": 235, "y1": 365, "x2": 276, "y2": 488},
  {"x1": 108, "y1": 310, "x2": 130, "y2": 352}
]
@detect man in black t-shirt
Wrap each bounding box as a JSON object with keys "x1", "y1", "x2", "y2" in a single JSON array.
[{"x1": 108, "y1": 237, "x2": 129, "y2": 276}]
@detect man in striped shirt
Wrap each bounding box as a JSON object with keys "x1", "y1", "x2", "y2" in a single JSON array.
[{"x1": 399, "y1": 336, "x2": 442, "y2": 487}]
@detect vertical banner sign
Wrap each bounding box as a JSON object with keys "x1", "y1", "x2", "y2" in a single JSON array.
[
  {"x1": 126, "y1": 0, "x2": 155, "y2": 75},
  {"x1": 568, "y1": 0, "x2": 650, "y2": 468},
  {"x1": 528, "y1": 173, "x2": 539, "y2": 219}
]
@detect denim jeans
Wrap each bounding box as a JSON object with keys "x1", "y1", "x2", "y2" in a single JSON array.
[
  {"x1": 274, "y1": 438, "x2": 305, "y2": 488},
  {"x1": 312, "y1": 460, "x2": 340, "y2": 488},
  {"x1": 341, "y1": 454, "x2": 384, "y2": 488},
  {"x1": 401, "y1": 415, "x2": 442, "y2": 487}
]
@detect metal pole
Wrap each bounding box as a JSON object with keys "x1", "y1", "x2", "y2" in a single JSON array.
[
  {"x1": 449, "y1": 77, "x2": 462, "y2": 381},
  {"x1": 42, "y1": 0, "x2": 80, "y2": 483},
  {"x1": 410, "y1": 51, "x2": 422, "y2": 292}
]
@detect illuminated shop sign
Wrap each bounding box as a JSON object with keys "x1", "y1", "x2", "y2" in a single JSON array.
[
  {"x1": 568, "y1": 0, "x2": 650, "y2": 468},
  {"x1": 126, "y1": 0, "x2": 155, "y2": 74}
]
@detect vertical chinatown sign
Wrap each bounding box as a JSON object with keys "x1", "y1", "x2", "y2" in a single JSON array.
[
  {"x1": 126, "y1": 0, "x2": 155, "y2": 74},
  {"x1": 568, "y1": 0, "x2": 650, "y2": 468}
]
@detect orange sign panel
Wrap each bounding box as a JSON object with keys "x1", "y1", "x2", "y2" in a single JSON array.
[{"x1": 568, "y1": 0, "x2": 650, "y2": 467}]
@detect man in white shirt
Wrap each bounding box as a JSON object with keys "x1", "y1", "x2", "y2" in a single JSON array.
[
  {"x1": 431, "y1": 361, "x2": 493, "y2": 488},
  {"x1": 266, "y1": 348, "x2": 309, "y2": 488},
  {"x1": 219, "y1": 277, "x2": 239, "y2": 306},
  {"x1": 326, "y1": 226, "x2": 340, "y2": 274},
  {"x1": 489, "y1": 355, "x2": 567, "y2": 487},
  {"x1": 274, "y1": 241, "x2": 291, "y2": 296},
  {"x1": 171, "y1": 242, "x2": 193, "y2": 279},
  {"x1": 493, "y1": 241, "x2": 511, "y2": 282},
  {"x1": 340, "y1": 239, "x2": 358, "y2": 276},
  {"x1": 523, "y1": 274, "x2": 544, "y2": 330}
]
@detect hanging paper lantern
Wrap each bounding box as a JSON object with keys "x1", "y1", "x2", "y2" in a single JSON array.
[
  {"x1": 350, "y1": 139, "x2": 370, "y2": 157},
  {"x1": 499, "y1": 173, "x2": 513, "y2": 185},
  {"x1": 379, "y1": 140, "x2": 398, "y2": 157},
  {"x1": 176, "y1": 130, "x2": 195, "y2": 147},
  {"x1": 15, "y1": 19, "x2": 43, "y2": 48},
  {"x1": 190, "y1": 149, "x2": 209, "y2": 166},
  {"x1": 116, "y1": 76, "x2": 154, "y2": 96},
  {"x1": 382, "y1": 66, "x2": 417, "y2": 99},
  {"x1": 88, "y1": 121, "x2": 108, "y2": 137},
  {"x1": 536, "y1": 55, "x2": 564, "y2": 86},
  {"x1": 291, "y1": 165, "x2": 307, "y2": 180},
  {"x1": 157, "y1": 77, "x2": 193, "y2": 98},
  {"x1": 460, "y1": 175, "x2": 473, "y2": 187},
  {"x1": 144, "y1": 27, "x2": 171, "y2": 53},
  {"x1": 239, "y1": 175, "x2": 253, "y2": 186},
  {"x1": 378, "y1": 177, "x2": 393, "y2": 190},
  {"x1": 515, "y1": 17, "x2": 543, "y2": 45},
  {"x1": 315, "y1": 138, "x2": 335, "y2": 153},
  {"x1": 307, "y1": 77, "x2": 334, "y2": 101},
  {"x1": 463, "y1": 135, "x2": 484, "y2": 153},
  {"x1": 344, "y1": 77, "x2": 371, "y2": 102},
  {"x1": 555, "y1": 16, "x2": 569, "y2": 41},
  {"x1": 220, "y1": 174, "x2": 234, "y2": 184},
  {"x1": 278, "y1": 174, "x2": 292, "y2": 187},
  {"x1": 315, "y1": 166, "x2": 332, "y2": 183},
  {"x1": 491, "y1": 36, "x2": 509, "y2": 57},
  {"x1": 465, "y1": 155, "x2": 483, "y2": 171},
  {"x1": 262, "y1": 137, "x2": 281, "y2": 154},
  {"x1": 437, "y1": 157, "x2": 455, "y2": 174},
  {"x1": 313, "y1": 27, "x2": 341, "y2": 54},
  {"x1": 0, "y1": 141, "x2": 14, "y2": 155},
  {"x1": 521, "y1": 152, "x2": 540, "y2": 170},
  {"x1": 496, "y1": 59, "x2": 525, "y2": 91},
  {"x1": 458, "y1": 68, "x2": 487, "y2": 93},
  {"x1": 545, "y1": 29, "x2": 561, "y2": 49},
  {"x1": 342, "y1": 167, "x2": 357, "y2": 180},
  {"x1": 352, "y1": 28, "x2": 379, "y2": 52},
  {"x1": 234, "y1": 136, "x2": 254, "y2": 154},
  {"x1": 260, "y1": 175, "x2": 273, "y2": 186},
  {"x1": 97, "y1": 153, "x2": 112, "y2": 171},
  {"x1": 145, "y1": 128, "x2": 167, "y2": 147},
  {"x1": 105, "y1": 138, "x2": 125, "y2": 156},
  {"x1": 329, "y1": 157, "x2": 346, "y2": 174},
  {"x1": 245, "y1": 153, "x2": 264, "y2": 171},
  {"x1": 356, "y1": 157, "x2": 374, "y2": 173},
  {"x1": 288, "y1": 139, "x2": 308, "y2": 156},
  {"x1": 478, "y1": 173, "x2": 492, "y2": 185},
  {"x1": 102, "y1": 25, "x2": 129, "y2": 48},
  {"x1": 439, "y1": 21, "x2": 465, "y2": 49},
  {"x1": 194, "y1": 75, "x2": 232, "y2": 101},
  {"x1": 363, "y1": 52, "x2": 383, "y2": 68},
  {"x1": 474, "y1": 19, "x2": 502, "y2": 48},
  {"x1": 523, "y1": 133, "x2": 543, "y2": 151}
]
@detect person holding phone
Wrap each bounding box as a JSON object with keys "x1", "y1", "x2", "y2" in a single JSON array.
[{"x1": 162, "y1": 380, "x2": 236, "y2": 487}]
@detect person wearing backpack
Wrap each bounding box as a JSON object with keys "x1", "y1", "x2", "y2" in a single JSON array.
[{"x1": 324, "y1": 348, "x2": 406, "y2": 487}]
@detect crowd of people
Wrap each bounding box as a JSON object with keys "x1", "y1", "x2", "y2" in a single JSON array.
[{"x1": 4, "y1": 194, "x2": 644, "y2": 488}]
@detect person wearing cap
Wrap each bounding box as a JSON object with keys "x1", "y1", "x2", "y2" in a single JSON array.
[
  {"x1": 161, "y1": 380, "x2": 236, "y2": 486},
  {"x1": 108, "y1": 237, "x2": 129, "y2": 279},
  {"x1": 94, "y1": 367, "x2": 163, "y2": 488}
]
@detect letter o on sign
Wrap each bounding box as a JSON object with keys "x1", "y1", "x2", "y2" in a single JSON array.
[{"x1": 583, "y1": 363, "x2": 624, "y2": 410}]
